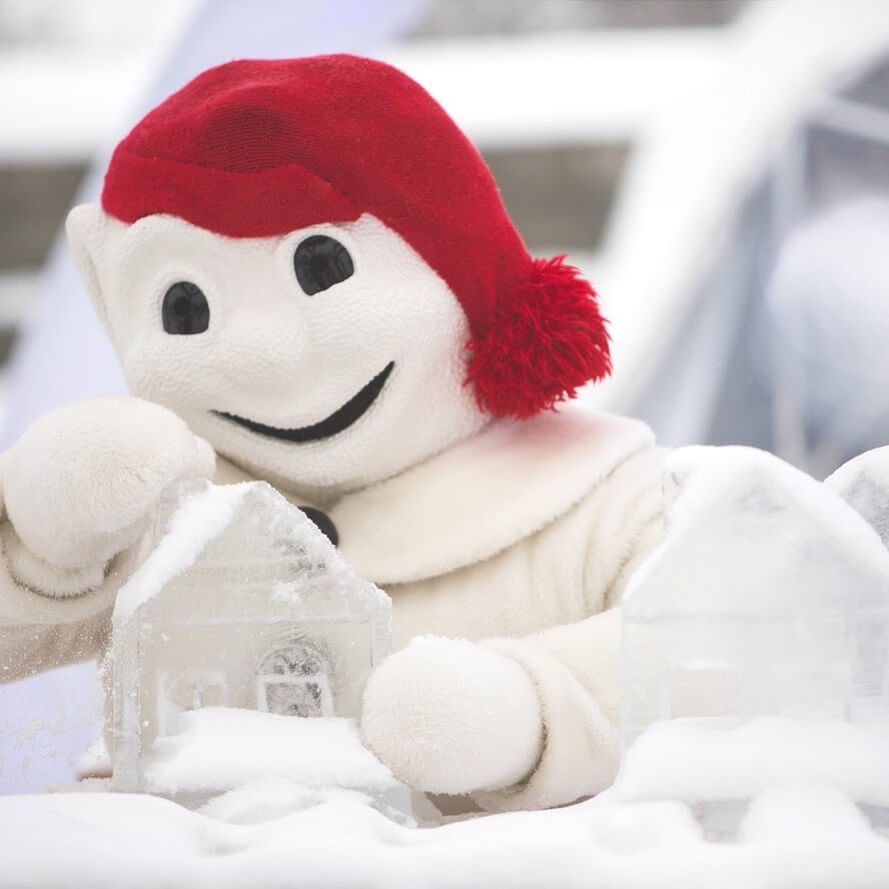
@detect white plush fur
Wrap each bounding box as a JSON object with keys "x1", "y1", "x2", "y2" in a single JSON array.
[
  {"x1": 330, "y1": 406, "x2": 654, "y2": 584},
  {"x1": 361, "y1": 636, "x2": 543, "y2": 794},
  {"x1": 8, "y1": 188, "x2": 887, "y2": 815},
  {"x1": 0, "y1": 202, "x2": 674, "y2": 813},
  {"x1": 3, "y1": 397, "x2": 214, "y2": 579},
  {"x1": 66, "y1": 206, "x2": 488, "y2": 504}
]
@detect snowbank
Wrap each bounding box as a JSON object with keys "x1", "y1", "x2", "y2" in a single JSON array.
[{"x1": 2, "y1": 778, "x2": 888, "y2": 888}]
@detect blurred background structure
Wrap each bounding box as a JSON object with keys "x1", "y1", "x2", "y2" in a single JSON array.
[{"x1": 2, "y1": 0, "x2": 889, "y2": 792}]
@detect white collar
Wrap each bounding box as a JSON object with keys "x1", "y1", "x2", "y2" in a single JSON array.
[{"x1": 217, "y1": 408, "x2": 654, "y2": 585}]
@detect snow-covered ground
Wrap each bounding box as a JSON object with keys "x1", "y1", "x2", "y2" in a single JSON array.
[{"x1": 2, "y1": 733, "x2": 888, "y2": 888}]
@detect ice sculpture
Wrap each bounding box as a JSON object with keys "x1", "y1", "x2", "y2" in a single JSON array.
[
  {"x1": 825, "y1": 446, "x2": 889, "y2": 550},
  {"x1": 111, "y1": 479, "x2": 394, "y2": 806},
  {"x1": 620, "y1": 446, "x2": 889, "y2": 838}
]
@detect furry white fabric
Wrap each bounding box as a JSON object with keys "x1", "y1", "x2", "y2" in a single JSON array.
[
  {"x1": 332, "y1": 406, "x2": 654, "y2": 583},
  {"x1": 0, "y1": 202, "x2": 674, "y2": 812},
  {"x1": 66, "y1": 206, "x2": 488, "y2": 503},
  {"x1": 0, "y1": 404, "x2": 668, "y2": 809},
  {"x1": 214, "y1": 404, "x2": 655, "y2": 584},
  {"x1": 361, "y1": 636, "x2": 544, "y2": 794},
  {"x1": 3, "y1": 398, "x2": 214, "y2": 580}
]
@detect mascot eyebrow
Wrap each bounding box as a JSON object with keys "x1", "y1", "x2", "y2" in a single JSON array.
[{"x1": 213, "y1": 361, "x2": 395, "y2": 443}]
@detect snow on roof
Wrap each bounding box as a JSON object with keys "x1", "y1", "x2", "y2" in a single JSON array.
[
  {"x1": 825, "y1": 447, "x2": 889, "y2": 549},
  {"x1": 624, "y1": 444, "x2": 889, "y2": 617},
  {"x1": 667, "y1": 445, "x2": 889, "y2": 574},
  {"x1": 114, "y1": 479, "x2": 388, "y2": 629},
  {"x1": 826, "y1": 446, "x2": 889, "y2": 500},
  {"x1": 113, "y1": 481, "x2": 249, "y2": 625}
]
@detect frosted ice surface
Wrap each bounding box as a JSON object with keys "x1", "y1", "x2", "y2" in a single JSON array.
[
  {"x1": 114, "y1": 482, "x2": 249, "y2": 623},
  {"x1": 624, "y1": 445, "x2": 889, "y2": 622},
  {"x1": 825, "y1": 446, "x2": 889, "y2": 550},
  {"x1": 111, "y1": 480, "x2": 392, "y2": 801},
  {"x1": 620, "y1": 445, "x2": 889, "y2": 840}
]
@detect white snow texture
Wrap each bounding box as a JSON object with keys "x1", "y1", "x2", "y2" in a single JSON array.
[{"x1": 1, "y1": 770, "x2": 888, "y2": 888}]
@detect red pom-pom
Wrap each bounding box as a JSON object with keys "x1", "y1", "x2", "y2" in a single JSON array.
[{"x1": 465, "y1": 256, "x2": 612, "y2": 419}]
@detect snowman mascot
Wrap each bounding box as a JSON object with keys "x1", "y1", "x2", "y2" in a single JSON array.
[{"x1": 0, "y1": 56, "x2": 670, "y2": 812}]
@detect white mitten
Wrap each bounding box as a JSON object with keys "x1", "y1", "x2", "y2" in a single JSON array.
[
  {"x1": 360, "y1": 635, "x2": 543, "y2": 795},
  {"x1": 2, "y1": 397, "x2": 215, "y2": 595}
]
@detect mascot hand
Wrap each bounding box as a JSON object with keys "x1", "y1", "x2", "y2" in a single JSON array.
[
  {"x1": 2, "y1": 397, "x2": 214, "y2": 593},
  {"x1": 361, "y1": 635, "x2": 543, "y2": 795}
]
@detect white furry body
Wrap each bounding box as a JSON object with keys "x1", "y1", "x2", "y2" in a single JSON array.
[{"x1": 0, "y1": 399, "x2": 665, "y2": 811}]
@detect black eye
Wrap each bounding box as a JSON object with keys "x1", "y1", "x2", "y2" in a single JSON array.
[
  {"x1": 162, "y1": 281, "x2": 210, "y2": 335},
  {"x1": 294, "y1": 235, "x2": 354, "y2": 295}
]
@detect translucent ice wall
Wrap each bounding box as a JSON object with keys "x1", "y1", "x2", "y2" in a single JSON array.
[
  {"x1": 112, "y1": 479, "x2": 391, "y2": 794},
  {"x1": 621, "y1": 446, "x2": 889, "y2": 752}
]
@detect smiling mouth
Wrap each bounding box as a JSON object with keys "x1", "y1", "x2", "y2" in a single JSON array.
[{"x1": 213, "y1": 361, "x2": 395, "y2": 443}]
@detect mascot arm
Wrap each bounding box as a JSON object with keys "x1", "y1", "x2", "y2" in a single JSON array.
[
  {"x1": 0, "y1": 397, "x2": 214, "y2": 681},
  {"x1": 472, "y1": 607, "x2": 622, "y2": 811},
  {"x1": 362, "y1": 460, "x2": 671, "y2": 811},
  {"x1": 470, "y1": 493, "x2": 671, "y2": 812},
  {"x1": 361, "y1": 609, "x2": 624, "y2": 812}
]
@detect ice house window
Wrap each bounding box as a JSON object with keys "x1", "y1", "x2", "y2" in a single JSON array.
[{"x1": 256, "y1": 637, "x2": 334, "y2": 718}]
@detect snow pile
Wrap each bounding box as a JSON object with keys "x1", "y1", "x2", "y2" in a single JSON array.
[
  {"x1": 145, "y1": 708, "x2": 398, "y2": 795},
  {"x1": 4, "y1": 710, "x2": 889, "y2": 887},
  {"x1": 616, "y1": 716, "x2": 889, "y2": 806},
  {"x1": 2, "y1": 776, "x2": 889, "y2": 887}
]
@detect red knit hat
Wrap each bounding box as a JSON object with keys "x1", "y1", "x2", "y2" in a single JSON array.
[{"x1": 102, "y1": 54, "x2": 611, "y2": 418}]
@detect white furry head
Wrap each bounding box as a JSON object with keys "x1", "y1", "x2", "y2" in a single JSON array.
[{"x1": 66, "y1": 205, "x2": 488, "y2": 500}]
